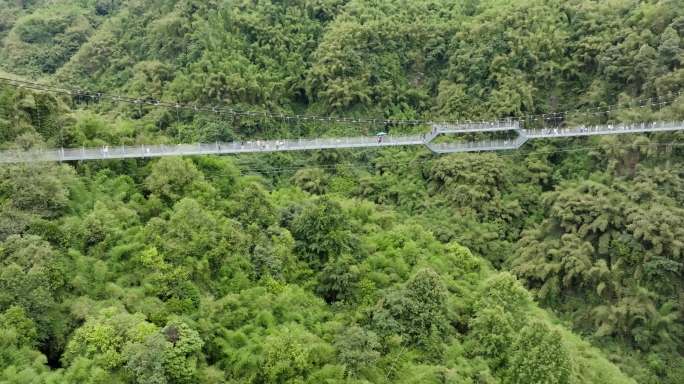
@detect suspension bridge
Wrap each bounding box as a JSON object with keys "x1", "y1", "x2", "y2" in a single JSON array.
[{"x1": 0, "y1": 121, "x2": 682, "y2": 163}]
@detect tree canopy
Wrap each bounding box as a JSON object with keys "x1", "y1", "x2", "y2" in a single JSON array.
[{"x1": 0, "y1": 0, "x2": 683, "y2": 383}]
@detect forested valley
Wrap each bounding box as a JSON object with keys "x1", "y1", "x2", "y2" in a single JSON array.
[{"x1": 0, "y1": 0, "x2": 683, "y2": 383}]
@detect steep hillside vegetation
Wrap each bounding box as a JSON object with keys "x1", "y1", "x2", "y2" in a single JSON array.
[{"x1": 0, "y1": 0, "x2": 683, "y2": 383}]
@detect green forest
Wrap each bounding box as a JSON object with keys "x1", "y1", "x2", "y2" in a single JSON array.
[{"x1": 0, "y1": 0, "x2": 683, "y2": 383}]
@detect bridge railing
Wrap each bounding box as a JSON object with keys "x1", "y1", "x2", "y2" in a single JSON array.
[
  {"x1": 427, "y1": 138, "x2": 523, "y2": 153},
  {"x1": 0, "y1": 134, "x2": 426, "y2": 162},
  {"x1": 523, "y1": 121, "x2": 684, "y2": 138},
  {"x1": 433, "y1": 119, "x2": 520, "y2": 133}
]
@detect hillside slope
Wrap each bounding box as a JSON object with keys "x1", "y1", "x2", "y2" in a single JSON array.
[{"x1": 0, "y1": 0, "x2": 682, "y2": 383}]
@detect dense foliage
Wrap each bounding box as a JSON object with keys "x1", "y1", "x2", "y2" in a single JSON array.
[{"x1": 0, "y1": 0, "x2": 683, "y2": 383}]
